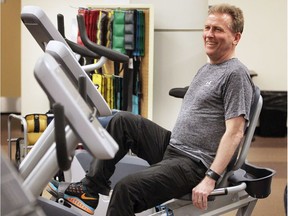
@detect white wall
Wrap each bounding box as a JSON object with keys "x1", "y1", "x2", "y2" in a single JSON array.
[
  {"x1": 131, "y1": 0, "x2": 208, "y2": 130},
  {"x1": 209, "y1": 0, "x2": 287, "y2": 91}
]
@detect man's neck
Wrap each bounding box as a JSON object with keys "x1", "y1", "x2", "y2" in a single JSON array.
[{"x1": 209, "y1": 51, "x2": 236, "y2": 64}]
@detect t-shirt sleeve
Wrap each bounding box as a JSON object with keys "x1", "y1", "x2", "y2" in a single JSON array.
[{"x1": 223, "y1": 70, "x2": 254, "y2": 122}]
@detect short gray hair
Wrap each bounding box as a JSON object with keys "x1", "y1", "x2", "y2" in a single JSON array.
[{"x1": 208, "y1": 4, "x2": 244, "y2": 33}]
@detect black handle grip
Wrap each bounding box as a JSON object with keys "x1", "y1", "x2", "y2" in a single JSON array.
[
  {"x1": 57, "y1": 14, "x2": 65, "y2": 38},
  {"x1": 169, "y1": 86, "x2": 189, "y2": 98},
  {"x1": 66, "y1": 39, "x2": 100, "y2": 59},
  {"x1": 53, "y1": 103, "x2": 71, "y2": 171},
  {"x1": 77, "y1": 14, "x2": 129, "y2": 63},
  {"x1": 57, "y1": 13, "x2": 100, "y2": 59}
]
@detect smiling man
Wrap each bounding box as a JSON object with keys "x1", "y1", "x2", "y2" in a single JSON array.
[
  {"x1": 203, "y1": 5, "x2": 243, "y2": 64},
  {"x1": 48, "y1": 4, "x2": 254, "y2": 215}
]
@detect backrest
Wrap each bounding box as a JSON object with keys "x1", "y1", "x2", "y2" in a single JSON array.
[{"x1": 218, "y1": 86, "x2": 262, "y2": 187}]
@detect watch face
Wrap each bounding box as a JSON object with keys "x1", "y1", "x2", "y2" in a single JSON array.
[{"x1": 207, "y1": 171, "x2": 214, "y2": 178}]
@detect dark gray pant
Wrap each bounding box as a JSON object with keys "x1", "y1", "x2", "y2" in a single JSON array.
[{"x1": 82, "y1": 111, "x2": 206, "y2": 215}]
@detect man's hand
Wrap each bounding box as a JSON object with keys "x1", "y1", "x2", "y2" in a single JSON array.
[{"x1": 192, "y1": 176, "x2": 216, "y2": 210}]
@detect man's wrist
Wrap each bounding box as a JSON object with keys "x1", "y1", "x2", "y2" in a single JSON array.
[{"x1": 205, "y1": 168, "x2": 221, "y2": 181}]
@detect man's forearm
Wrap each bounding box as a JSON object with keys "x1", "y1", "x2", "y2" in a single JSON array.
[{"x1": 209, "y1": 117, "x2": 245, "y2": 176}]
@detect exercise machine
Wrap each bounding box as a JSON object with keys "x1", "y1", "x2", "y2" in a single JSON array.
[
  {"x1": 2, "y1": 35, "x2": 123, "y2": 215},
  {"x1": 16, "y1": 6, "x2": 153, "y2": 216},
  {"x1": 17, "y1": 5, "x2": 128, "y2": 180},
  {"x1": 7, "y1": 5, "x2": 120, "y2": 164}
]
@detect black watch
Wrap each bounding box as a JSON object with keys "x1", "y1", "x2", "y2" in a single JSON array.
[{"x1": 205, "y1": 168, "x2": 221, "y2": 181}]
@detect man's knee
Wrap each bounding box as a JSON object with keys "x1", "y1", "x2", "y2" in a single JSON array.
[
  {"x1": 109, "y1": 111, "x2": 138, "y2": 127},
  {"x1": 114, "y1": 111, "x2": 136, "y2": 120}
]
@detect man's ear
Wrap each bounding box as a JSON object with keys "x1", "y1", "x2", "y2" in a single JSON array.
[{"x1": 233, "y1": 32, "x2": 241, "y2": 45}]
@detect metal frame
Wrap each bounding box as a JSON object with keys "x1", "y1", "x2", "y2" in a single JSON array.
[
  {"x1": 21, "y1": 50, "x2": 118, "y2": 197},
  {"x1": 7, "y1": 113, "x2": 49, "y2": 163},
  {"x1": 45, "y1": 40, "x2": 109, "y2": 115},
  {"x1": 8, "y1": 114, "x2": 28, "y2": 160},
  {"x1": 34, "y1": 53, "x2": 119, "y2": 160}
]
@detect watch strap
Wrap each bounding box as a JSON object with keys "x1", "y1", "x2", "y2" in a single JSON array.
[{"x1": 205, "y1": 168, "x2": 221, "y2": 181}]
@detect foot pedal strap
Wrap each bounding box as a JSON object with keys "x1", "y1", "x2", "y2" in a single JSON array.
[{"x1": 57, "y1": 182, "x2": 70, "y2": 200}]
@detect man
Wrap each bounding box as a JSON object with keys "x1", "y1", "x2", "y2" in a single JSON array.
[{"x1": 48, "y1": 3, "x2": 254, "y2": 215}]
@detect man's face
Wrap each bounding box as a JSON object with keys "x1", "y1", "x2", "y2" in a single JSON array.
[{"x1": 203, "y1": 13, "x2": 240, "y2": 64}]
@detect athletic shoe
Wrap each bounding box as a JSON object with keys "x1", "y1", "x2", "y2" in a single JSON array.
[{"x1": 47, "y1": 179, "x2": 99, "y2": 215}]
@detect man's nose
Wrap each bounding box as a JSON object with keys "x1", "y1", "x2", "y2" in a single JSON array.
[{"x1": 206, "y1": 29, "x2": 214, "y2": 37}]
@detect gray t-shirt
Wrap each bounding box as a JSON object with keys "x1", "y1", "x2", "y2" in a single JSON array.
[{"x1": 170, "y1": 58, "x2": 254, "y2": 168}]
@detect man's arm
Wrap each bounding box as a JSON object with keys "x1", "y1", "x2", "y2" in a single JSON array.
[{"x1": 192, "y1": 116, "x2": 246, "y2": 210}]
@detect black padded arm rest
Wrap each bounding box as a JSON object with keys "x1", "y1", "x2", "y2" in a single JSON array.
[{"x1": 169, "y1": 86, "x2": 189, "y2": 98}]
